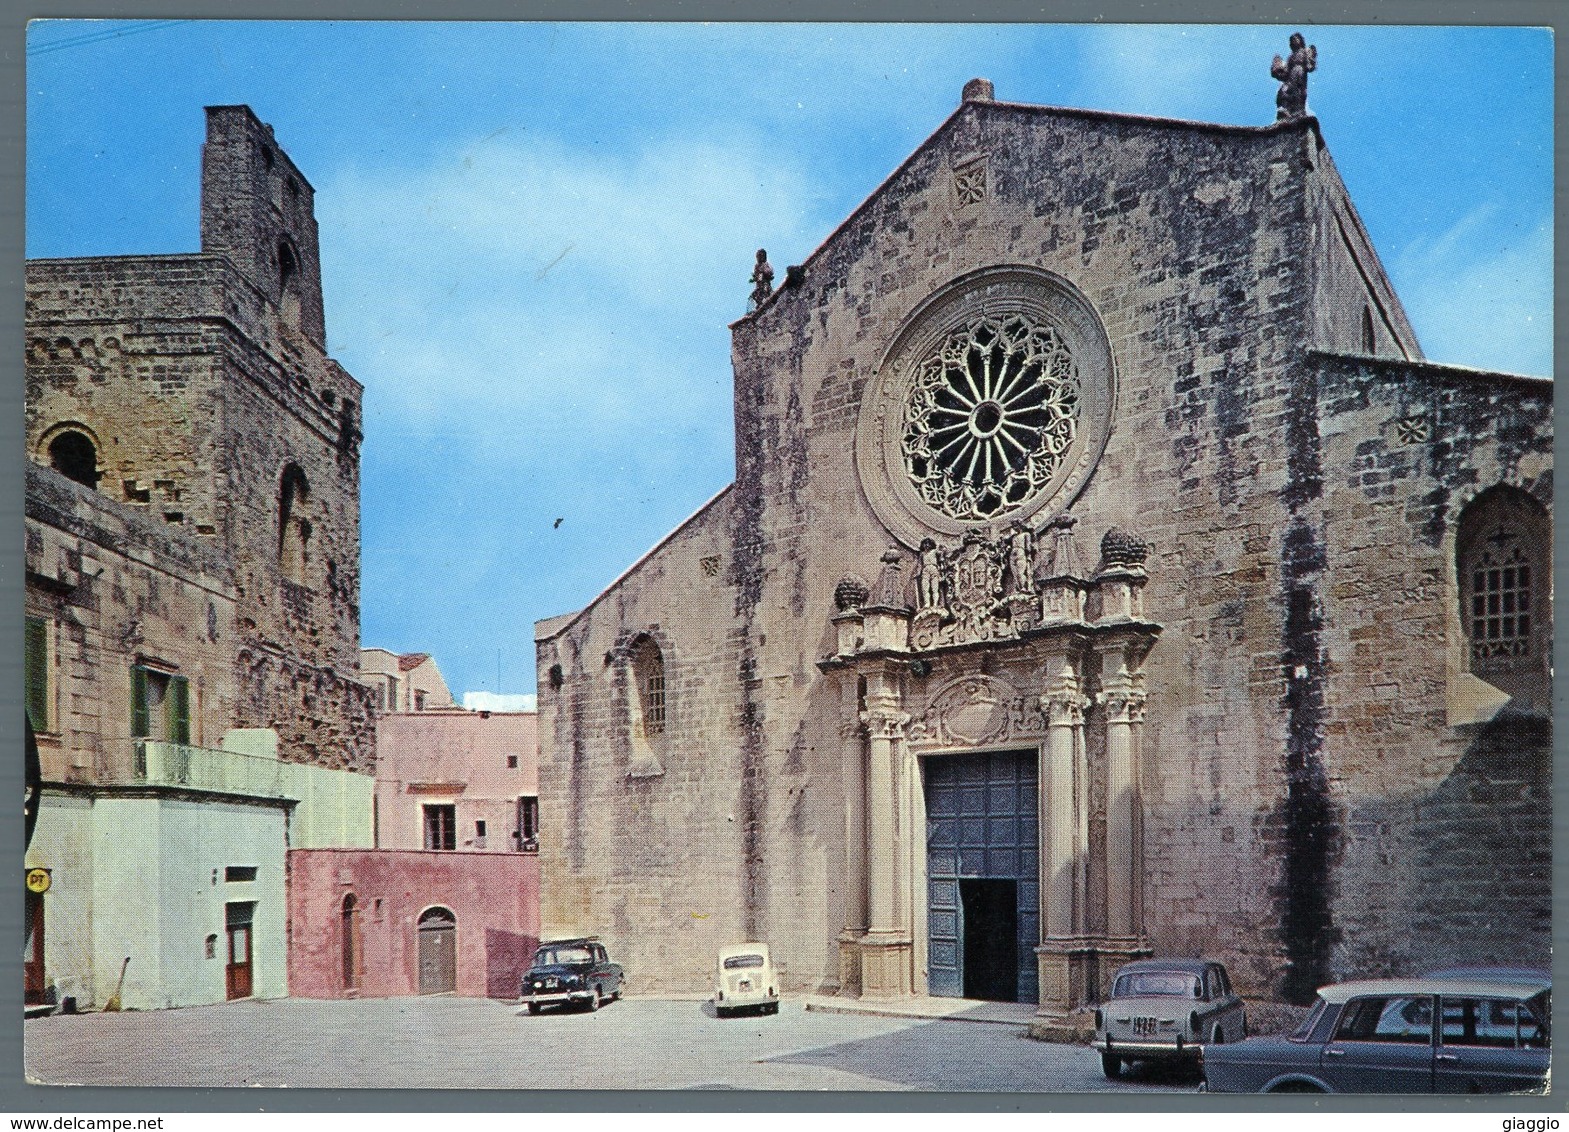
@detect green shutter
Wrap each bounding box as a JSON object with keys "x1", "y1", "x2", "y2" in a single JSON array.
[
  {"x1": 24, "y1": 618, "x2": 48, "y2": 732},
  {"x1": 130, "y1": 666, "x2": 150, "y2": 738},
  {"x1": 169, "y1": 676, "x2": 190, "y2": 744}
]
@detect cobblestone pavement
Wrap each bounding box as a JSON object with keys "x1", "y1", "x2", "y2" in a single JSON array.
[{"x1": 25, "y1": 996, "x2": 1203, "y2": 1093}]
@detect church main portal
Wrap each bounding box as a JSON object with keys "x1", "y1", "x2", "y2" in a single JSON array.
[{"x1": 925, "y1": 749, "x2": 1039, "y2": 1003}]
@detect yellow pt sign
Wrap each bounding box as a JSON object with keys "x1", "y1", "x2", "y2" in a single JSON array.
[{"x1": 25, "y1": 868, "x2": 51, "y2": 894}]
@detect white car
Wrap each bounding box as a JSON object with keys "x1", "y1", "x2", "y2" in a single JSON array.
[{"x1": 714, "y1": 943, "x2": 779, "y2": 1017}]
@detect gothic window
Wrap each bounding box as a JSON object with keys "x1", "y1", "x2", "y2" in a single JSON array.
[
  {"x1": 627, "y1": 635, "x2": 667, "y2": 778},
  {"x1": 631, "y1": 636, "x2": 666, "y2": 737},
  {"x1": 46, "y1": 428, "x2": 100, "y2": 489},
  {"x1": 278, "y1": 463, "x2": 311, "y2": 584},
  {"x1": 277, "y1": 237, "x2": 302, "y2": 323},
  {"x1": 1457, "y1": 486, "x2": 1551, "y2": 709},
  {"x1": 278, "y1": 237, "x2": 299, "y2": 292}
]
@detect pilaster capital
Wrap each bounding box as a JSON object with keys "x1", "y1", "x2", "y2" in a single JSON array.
[
  {"x1": 860, "y1": 709, "x2": 911, "y2": 740},
  {"x1": 1102, "y1": 689, "x2": 1147, "y2": 725},
  {"x1": 1039, "y1": 690, "x2": 1090, "y2": 728}
]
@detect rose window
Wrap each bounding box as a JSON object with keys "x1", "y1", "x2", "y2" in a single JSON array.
[{"x1": 899, "y1": 314, "x2": 1081, "y2": 521}]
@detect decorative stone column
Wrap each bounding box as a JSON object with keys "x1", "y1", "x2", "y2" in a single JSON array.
[
  {"x1": 1100, "y1": 649, "x2": 1146, "y2": 940},
  {"x1": 1036, "y1": 652, "x2": 1091, "y2": 1013},
  {"x1": 860, "y1": 663, "x2": 913, "y2": 998}
]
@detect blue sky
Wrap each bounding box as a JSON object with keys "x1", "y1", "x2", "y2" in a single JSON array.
[{"x1": 26, "y1": 21, "x2": 1554, "y2": 698}]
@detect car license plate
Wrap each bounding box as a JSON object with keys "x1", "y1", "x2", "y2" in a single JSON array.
[
  {"x1": 544, "y1": 978, "x2": 557, "y2": 988},
  {"x1": 739, "y1": 980, "x2": 752, "y2": 991},
  {"x1": 1133, "y1": 1016, "x2": 1158, "y2": 1036}
]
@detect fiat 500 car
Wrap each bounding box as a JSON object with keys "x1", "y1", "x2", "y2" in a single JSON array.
[
  {"x1": 1094, "y1": 958, "x2": 1246, "y2": 1078},
  {"x1": 714, "y1": 943, "x2": 780, "y2": 1017},
  {"x1": 519, "y1": 937, "x2": 623, "y2": 1014},
  {"x1": 1201, "y1": 976, "x2": 1550, "y2": 1094}
]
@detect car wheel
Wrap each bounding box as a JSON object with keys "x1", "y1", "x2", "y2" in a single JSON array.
[
  {"x1": 1101, "y1": 1052, "x2": 1123, "y2": 1080},
  {"x1": 527, "y1": 1003, "x2": 541, "y2": 1016},
  {"x1": 1268, "y1": 1081, "x2": 1324, "y2": 1093}
]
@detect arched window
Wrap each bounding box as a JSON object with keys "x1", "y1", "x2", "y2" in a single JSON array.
[
  {"x1": 626, "y1": 635, "x2": 667, "y2": 778},
  {"x1": 278, "y1": 237, "x2": 299, "y2": 292},
  {"x1": 341, "y1": 894, "x2": 360, "y2": 991},
  {"x1": 631, "y1": 636, "x2": 666, "y2": 738},
  {"x1": 46, "y1": 428, "x2": 99, "y2": 489},
  {"x1": 277, "y1": 237, "x2": 303, "y2": 324},
  {"x1": 1457, "y1": 486, "x2": 1551, "y2": 711},
  {"x1": 278, "y1": 464, "x2": 311, "y2": 584}
]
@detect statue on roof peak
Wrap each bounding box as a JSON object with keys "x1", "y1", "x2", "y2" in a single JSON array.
[{"x1": 1271, "y1": 32, "x2": 1317, "y2": 120}]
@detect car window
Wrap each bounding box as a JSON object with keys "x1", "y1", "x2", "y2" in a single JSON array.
[
  {"x1": 1204, "y1": 970, "x2": 1223, "y2": 1000},
  {"x1": 1334, "y1": 995, "x2": 1433, "y2": 1044},
  {"x1": 535, "y1": 946, "x2": 593, "y2": 966},
  {"x1": 724, "y1": 954, "x2": 767, "y2": 970},
  {"x1": 1442, "y1": 997, "x2": 1549, "y2": 1050},
  {"x1": 1115, "y1": 972, "x2": 1202, "y2": 998},
  {"x1": 1291, "y1": 998, "x2": 1327, "y2": 1042}
]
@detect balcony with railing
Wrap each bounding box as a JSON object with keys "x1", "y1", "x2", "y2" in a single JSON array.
[
  {"x1": 128, "y1": 739, "x2": 374, "y2": 848},
  {"x1": 133, "y1": 740, "x2": 290, "y2": 799}
]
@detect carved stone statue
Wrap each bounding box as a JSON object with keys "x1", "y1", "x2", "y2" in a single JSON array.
[
  {"x1": 747, "y1": 249, "x2": 775, "y2": 312},
  {"x1": 1271, "y1": 33, "x2": 1317, "y2": 120},
  {"x1": 1005, "y1": 520, "x2": 1034, "y2": 596},
  {"x1": 916, "y1": 537, "x2": 944, "y2": 611}
]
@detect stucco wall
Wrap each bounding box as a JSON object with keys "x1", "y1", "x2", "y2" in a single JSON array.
[
  {"x1": 374, "y1": 710, "x2": 537, "y2": 852},
  {"x1": 28, "y1": 790, "x2": 289, "y2": 1011},
  {"x1": 287, "y1": 849, "x2": 540, "y2": 999}
]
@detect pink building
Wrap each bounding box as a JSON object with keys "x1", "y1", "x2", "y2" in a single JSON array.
[
  {"x1": 288, "y1": 848, "x2": 540, "y2": 998},
  {"x1": 374, "y1": 709, "x2": 539, "y2": 854}
]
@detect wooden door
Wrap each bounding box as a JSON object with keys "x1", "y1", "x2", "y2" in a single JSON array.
[
  {"x1": 24, "y1": 891, "x2": 45, "y2": 1005},
  {"x1": 225, "y1": 902, "x2": 254, "y2": 1000},
  {"x1": 417, "y1": 908, "x2": 457, "y2": 994}
]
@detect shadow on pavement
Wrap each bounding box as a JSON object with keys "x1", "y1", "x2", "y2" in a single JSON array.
[{"x1": 764, "y1": 1018, "x2": 1195, "y2": 1093}]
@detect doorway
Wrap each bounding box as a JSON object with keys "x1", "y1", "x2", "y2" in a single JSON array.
[
  {"x1": 960, "y1": 878, "x2": 1019, "y2": 1001},
  {"x1": 341, "y1": 894, "x2": 360, "y2": 992},
  {"x1": 925, "y1": 749, "x2": 1039, "y2": 1003},
  {"x1": 24, "y1": 890, "x2": 45, "y2": 1006},
  {"x1": 417, "y1": 907, "x2": 457, "y2": 994},
  {"x1": 225, "y1": 901, "x2": 254, "y2": 1000}
]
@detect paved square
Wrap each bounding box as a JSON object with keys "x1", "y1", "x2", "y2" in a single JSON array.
[{"x1": 25, "y1": 996, "x2": 1198, "y2": 1092}]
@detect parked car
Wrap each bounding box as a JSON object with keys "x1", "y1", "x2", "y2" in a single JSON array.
[
  {"x1": 1094, "y1": 958, "x2": 1246, "y2": 1078},
  {"x1": 519, "y1": 937, "x2": 624, "y2": 1014},
  {"x1": 1201, "y1": 976, "x2": 1550, "y2": 1094},
  {"x1": 714, "y1": 943, "x2": 780, "y2": 1017}
]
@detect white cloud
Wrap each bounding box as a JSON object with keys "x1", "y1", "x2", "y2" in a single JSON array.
[
  {"x1": 1392, "y1": 208, "x2": 1552, "y2": 377},
  {"x1": 316, "y1": 131, "x2": 820, "y2": 437}
]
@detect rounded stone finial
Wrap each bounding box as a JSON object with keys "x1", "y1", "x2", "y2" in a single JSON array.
[
  {"x1": 834, "y1": 574, "x2": 871, "y2": 612},
  {"x1": 961, "y1": 77, "x2": 995, "y2": 103},
  {"x1": 1101, "y1": 528, "x2": 1150, "y2": 568}
]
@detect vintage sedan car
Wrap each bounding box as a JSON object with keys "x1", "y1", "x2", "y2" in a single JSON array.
[
  {"x1": 714, "y1": 943, "x2": 780, "y2": 1017},
  {"x1": 519, "y1": 937, "x2": 624, "y2": 1014},
  {"x1": 1201, "y1": 976, "x2": 1550, "y2": 1094},
  {"x1": 1094, "y1": 958, "x2": 1246, "y2": 1078}
]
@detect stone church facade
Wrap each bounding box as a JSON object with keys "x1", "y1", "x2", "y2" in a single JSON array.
[{"x1": 534, "y1": 82, "x2": 1551, "y2": 1011}]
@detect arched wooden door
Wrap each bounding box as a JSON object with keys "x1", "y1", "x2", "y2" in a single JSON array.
[
  {"x1": 417, "y1": 907, "x2": 456, "y2": 995},
  {"x1": 341, "y1": 894, "x2": 361, "y2": 992}
]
